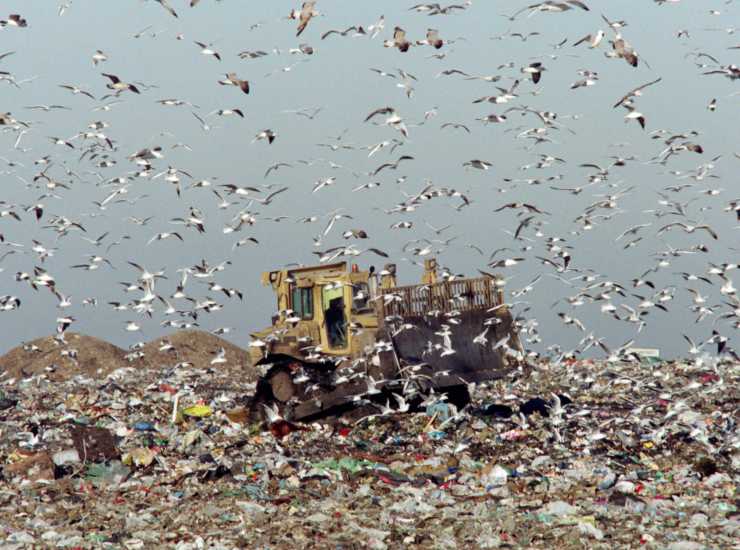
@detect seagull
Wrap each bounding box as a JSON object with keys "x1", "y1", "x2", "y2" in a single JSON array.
[
  {"x1": 147, "y1": 232, "x2": 183, "y2": 245},
  {"x1": 194, "y1": 41, "x2": 221, "y2": 61},
  {"x1": 463, "y1": 159, "x2": 493, "y2": 170},
  {"x1": 292, "y1": 1, "x2": 318, "y2": 37},
  {"x1": 48, "y1": 136, "x2": 75, "y2": 149},
  {"x1": 220, "y1": 184, "x2": 260, "y2": 197},
  {"x1": 392, "y1": 393, "x2": 410, "y2": 413},
  {"x1": 416, "y1": 28, "x2": 445, "y2": 49},
  {"x1": 59, "y1": 84, "x2": 96, "y2": 100},
  {"x1": 473, "y1": 326, "x2": 490, "y2": 346},
  {"x1": 657, "y1": 222, "x2": 718, "y2": 240},
  {"x1": 489, "y1": 257, "x2": 525, "y2": 268},
  {"x1": 615, "y1": 223, "x2": 651, "y2": 241},
  {"x1": 264, "y1": 162, "x2": 292, "y2": 177},
  {"x1": 573, "y1": 29, "x2": 605, "y2": 48},
  {"x1": 521, "y1": 62, "x2": 545, "y2": 83},
  {"x1": 509, "y1": 1, "x2": 589, "y2": 20},
  {"x1": 601, "y1": 14, "x2": 627, "y2": 30},
  {"x1": 440, "y1": 122, "x2": 471, "y2": 133},
  {"x1": 708, "y1": 330, "x2": 729, "y2": 355},
  {"x1": 613, "y1": 78, "x2": 662, "y2": 108},
  {"x1": 210, "y1": 347, "x2": 227, "y2": 365},
  {"x1": 218, "y1": 73, "x2": 249, "y2": 94},
  {"x1": 558, "y1": 312, "x2": 585, "y2": 331},
  {"x1": 571, "y1": 70, "x2": 599, "y2": 89},
  {"x1": 609, "y1": 34, "x2": 640, "y2": 67},
  {"x1": 678, "y1": 272, "x2": 712, "y2": 285},
  {"x1": 1, "y1": 14, "x2": 28, "y2": 28},
  {"x1": 384, "y1": 27, "x2": 412, "y2": 52},
  {"x1": 321, "y1": 26, "x2": 366, "y2": 40},
  {"x1": 364, "y1": 106, "x2": 409, "y2": 137},
  {"x1": 238, "y1": 49, "x2": 269, "y2": 59},
  {"x1": 233, "y1": 237, "x2": 259, "y2": 250},
  {"x1": 80, "y1": 232, "x2": 110, "y2": 247},
  {"x1": 252, "y1": 129, "x2": 276, "y2": 144},
  {"x1": 494, "y1": 202, "x2": 550, "y2": 215},
  {"x1": 250, "y1": 186, "x2": 289, "y2": 205},
  {"x1": 92, "y1": 50, "x2": 107, "y2": 66},
  {"x1": 703, "y1": 64, "x2": 740, "y2": 81},
  {"x1": 154, "y1": 0, "x2": 178, "y2": 18},
  {"x1": 623, "y1": 105, "x2": 646, "y2": 129},
  {"x1": 372, "y1": 155, "x2": 414, "y2": 176},
  {"x1": 282, "y1": 106, "x2": 322, "y2": 119},
  {"x1": 313, "y1": 176, "x2": 336, "y2": 193},
  {"x1": 101, "y1": 73, "x2": 140, "y2": 94},
  {"x1": 682, "y1": 334, "x2": 704, "y2": 355},
  {"x1": 57, "y1": 316, "x2": 75, "y2": 334},
  {"x1": 510, "y1": 31, "x2": 541, "y2": 42}
]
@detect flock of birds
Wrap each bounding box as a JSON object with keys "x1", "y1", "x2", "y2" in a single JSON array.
[{"x1": 0, "y1": 1, "x2": 738, "y2": 372}]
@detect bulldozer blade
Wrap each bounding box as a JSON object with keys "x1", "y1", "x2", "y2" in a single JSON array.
[{"x1": 389, "y1": 309, "x2": 514, "y2": 386}]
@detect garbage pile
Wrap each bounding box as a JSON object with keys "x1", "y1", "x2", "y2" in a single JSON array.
[{"x1": 1, "y1": 354, "x2": 738, "y2": 549}]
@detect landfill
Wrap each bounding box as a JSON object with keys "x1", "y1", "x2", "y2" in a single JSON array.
[{"x1": 1, "y1": 348, "x2": 738, "y2": 549}]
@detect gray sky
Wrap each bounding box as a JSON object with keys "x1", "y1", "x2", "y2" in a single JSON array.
[{"x1": 0, "y1": 0, "x2": 738, "y2": 358}]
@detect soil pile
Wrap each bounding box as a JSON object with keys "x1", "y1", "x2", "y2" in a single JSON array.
[
  {"x1": 140, "y1": 329, "x2": 256, "y2": 381},
  {"x1": 0, "y1": 330, "x2": 254, "y2": 383},
  {"x1": 0, "y1": 333, "x2": 129, "y2": 382}
]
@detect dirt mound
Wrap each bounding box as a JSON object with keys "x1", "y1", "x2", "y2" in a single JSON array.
[
  {"x1": 140, "y1": 330, "x2": 255, "y2": 379},
  {"x1": 0, "y1": 330, "x2": 255, "y2": 383},
  {"x1": 0, "y1": 333, "x2": 129, "y2": 383}
]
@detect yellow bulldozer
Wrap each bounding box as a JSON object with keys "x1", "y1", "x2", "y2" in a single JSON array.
[{"x1": 248, "y1": 258, "x2": 522, "y2": 421}]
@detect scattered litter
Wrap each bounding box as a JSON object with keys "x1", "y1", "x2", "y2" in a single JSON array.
[
  {"x1": 0, "y1": 356, "x2": 736, "y2": 547},
  {"x1": 182, "y1": 404, "x2": 213, "y2": 418},
  {"x1": 70, "y1": 425, "x2": 120, "y2": 462}
]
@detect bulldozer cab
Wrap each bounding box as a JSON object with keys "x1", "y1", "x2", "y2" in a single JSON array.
[{"x1": 257, "y1": 261, "x2": 382, "y2": 359}]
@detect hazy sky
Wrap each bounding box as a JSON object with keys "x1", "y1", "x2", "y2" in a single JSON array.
[{"x1": 0, "y1": 0, "x2": 738, "y2": 359}]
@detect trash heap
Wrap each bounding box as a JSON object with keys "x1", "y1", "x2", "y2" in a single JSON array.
[{"x1": 1, "y1": 355, "x2": 738, "y2": 549}]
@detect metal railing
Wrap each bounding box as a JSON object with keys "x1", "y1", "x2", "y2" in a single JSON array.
[{"x1": 378, "y1": 276, "x2": 503, "y2": 319}]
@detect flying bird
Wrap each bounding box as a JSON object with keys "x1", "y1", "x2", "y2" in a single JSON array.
[
  {"x1": 573, "y1": 29, "x2": 605, "y2": 48},
  {"x1": 218, "y1": 73, "x2": 250, "y2": 94},
  {"x1": 384, "y1": 27, "x2": 412, "y2": 52},
  {"x1": 101, "y1": 73, "x2": 140, "y2": 94},
  {"x1": 154, "y1": 0, "x2": 178, "y2": 18},
  {"x1": 292, "y1": 1, "x2": 318, "y2": 37},
  {"x1": 195, "y1": 41, "x2": 221, "y2": 61},
  {"x1": 417, "y1": 28, "x2": 445, "y2": 49},
  {"x1": 521, "y1": 62, "x2": 545, "y2": 84},
  {"x1": 252, "y1": 129, "x2": 276, "y2": 144},
  {"x1": 463, "y1": 159, "x2": 493, "y2": 170}
]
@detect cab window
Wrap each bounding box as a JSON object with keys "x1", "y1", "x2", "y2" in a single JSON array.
[
  {"x1": 291, "y1": 286, "x2": 313, "y2": 319},
  {"x1": 351, "y1": 282, "x2": 372, "y2": 313},
  {"x1": 322, "y1": 285, "x2": 347, "y2": 349}
]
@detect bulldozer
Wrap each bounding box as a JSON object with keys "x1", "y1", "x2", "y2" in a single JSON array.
[{"x1": 248, "y1": 258, "x2": 522, "y2": 421}]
